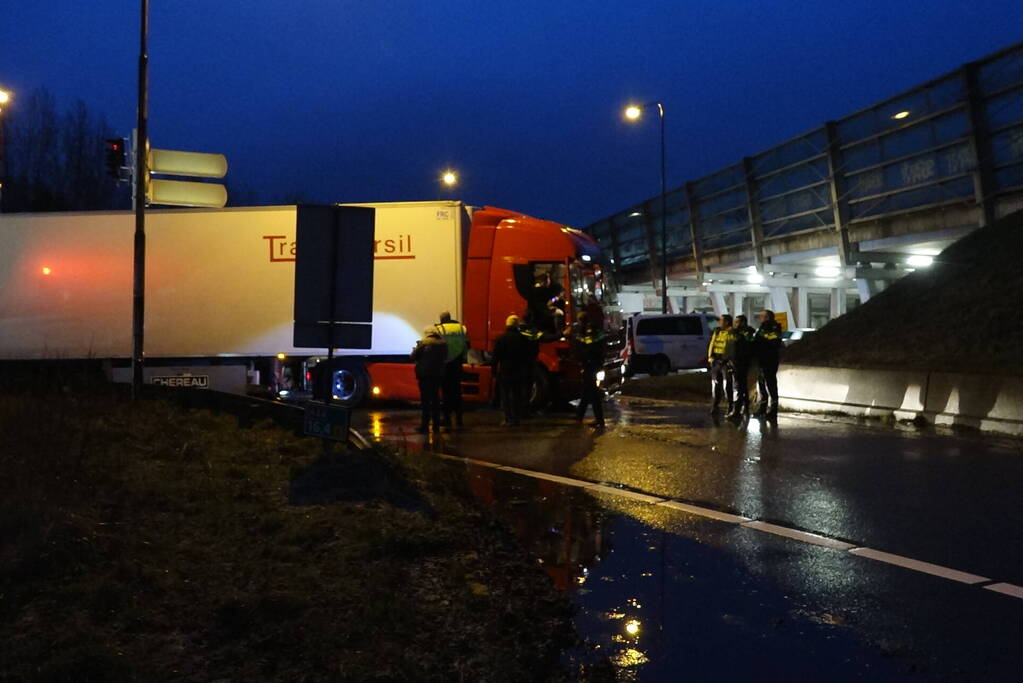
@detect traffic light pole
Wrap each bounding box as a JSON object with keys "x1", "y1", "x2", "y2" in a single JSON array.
[{"x1": 131, "y1": 0, "x2": 149, "y2": 401}]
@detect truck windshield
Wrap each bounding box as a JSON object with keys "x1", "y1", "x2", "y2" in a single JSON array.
[{"x1": 570, "y1": 262, "x2": 622, "y2": 334}]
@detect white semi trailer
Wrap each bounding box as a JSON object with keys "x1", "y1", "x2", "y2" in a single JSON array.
[
  {"x1": 0, "y1": 200, "x2": 621, "y2": 405},
  {"x1": 0, "y1": 202, "x2": 468, "y2": 397}
]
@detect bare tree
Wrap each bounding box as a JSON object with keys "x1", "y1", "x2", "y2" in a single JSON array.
[{"x1": 1, "y1": 87, "x2": 123, "y2": 212}]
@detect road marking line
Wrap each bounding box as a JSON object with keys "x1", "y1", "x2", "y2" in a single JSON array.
[
  {"x1": 587, "y1": 483, "x2": 666, "y2": 503},
  {"x1": 983, "y1": 583, "x2": 1023, "y2": 599},
  {"x1": 464, "y1": 457, "x2": 505, "y2": 468},
  {"x1": 357, "y1": 429, "x2": 1019, "y2": 600},
  {"x1": 742, "y1": 521, "x2": 856, "y2": 550},
  {"x1": 657, "y1": 500, "x2": 751, "y2": 524},
  {"x1": 497, "y1": 467, "x2": 598, "y2": 488},
  {"x1": 848, "y1": 547, "x2": 990, "y2": 584}
]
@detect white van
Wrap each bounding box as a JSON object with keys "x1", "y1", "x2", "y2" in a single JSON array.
[{"x1": 624, "y1": 313, "x2": 719, "y2": 376}]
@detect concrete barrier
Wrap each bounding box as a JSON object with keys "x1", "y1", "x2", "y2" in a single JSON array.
[{"x1": 778, "y1": 365, "x2": 1023, "y2": 437}]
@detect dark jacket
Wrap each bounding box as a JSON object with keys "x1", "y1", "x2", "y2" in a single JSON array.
[
  {"x1": 753, "y1": 320, "x2": 784, "y2": 363},
  {"x1": 572, "y1": 328, "x2": 606, "y2": 374},
  {"x1": 411, "y1": 336, "x2": 448, "y2": 380},
  {"x1": 493, "y1": 326, "x2": 534, "y2": 379},
  {"x1": 734, "y1": 324, "x2": 755, "y2": 364}
]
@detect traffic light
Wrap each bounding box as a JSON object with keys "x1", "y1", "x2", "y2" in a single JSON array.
[{"x1": 104, "y1": 138, "x2": 127, "y2": 181}]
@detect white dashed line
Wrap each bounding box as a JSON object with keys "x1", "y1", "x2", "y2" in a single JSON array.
[
  {"x1": 657, "y1": 499, "x2": 751, "y2": 524},
  {"x1": 587, "y1": 483, "x2": 666, "y2": 503},
  {"x1": 497, "y1": 466, "x2": 598, "y2": 488},
  {"x1": 359, "y1": 429, "x2": 1018, "y2": 600},
  {"x1": 742, "y1": 521, "x2": 857, "y2": 550},
  {"x1": 848, "y1": 547, "x2": 990, "y2": 584},
  {"x1": 983, "y1": 583, "x2": 1023, "y2": 599}
]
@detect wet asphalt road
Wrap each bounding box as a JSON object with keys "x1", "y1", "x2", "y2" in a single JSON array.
[{"x1": 355, "y1": 399, "x2": 1022, "y2": 681}]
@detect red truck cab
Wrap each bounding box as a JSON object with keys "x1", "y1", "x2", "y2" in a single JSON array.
[{"x1": 344, "y1": 206, "x2": 622, "y2": 407}]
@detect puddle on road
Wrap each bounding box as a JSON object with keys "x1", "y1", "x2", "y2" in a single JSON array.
[{"x1": 453, "y1": 462, "x2": 911, "y2": 682}]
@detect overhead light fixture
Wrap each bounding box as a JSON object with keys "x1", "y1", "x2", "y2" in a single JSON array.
[
  {"x1": 629, "y1": 211, "x2": 642, "y2": 217},
  {"x1": 581, "y1": 254, "x2": 592, "y2": 262},
  {"x1": 892, "y1": 110, "x2": 910, "y2": 120},
  {"x1": 747, "y1": 271, "x2": 764, "y2": 284},
  {"x1": 906, "y1": 254, "x2": 933, "y2": 267},
  {"x1": 814, "y1": 266, "x2": 841, "y2": 278}
]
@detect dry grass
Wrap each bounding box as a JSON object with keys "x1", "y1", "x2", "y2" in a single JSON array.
[{"x1": 0, "y1": 387, "x2": 576, "y2": 682}]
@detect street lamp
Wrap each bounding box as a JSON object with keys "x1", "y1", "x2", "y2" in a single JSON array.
[
  {"x1": 623, "y1": 101, "x2": 668, "y2": 313},
  {"x1": 0, "y1": 88, "x2": 11, "y2": 212},
  {"x1": 441, "y1": 169, "x2": 458, "y2": 187}
]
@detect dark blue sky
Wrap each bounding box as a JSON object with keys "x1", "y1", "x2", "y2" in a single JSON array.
[{"x1": 2, "y1": 1, "x2": 1019, "y2": 225}]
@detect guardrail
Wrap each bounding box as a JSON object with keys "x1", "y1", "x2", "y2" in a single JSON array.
[{"x1": 778, "y1": 364, "x2": 1023, "y2": 436}]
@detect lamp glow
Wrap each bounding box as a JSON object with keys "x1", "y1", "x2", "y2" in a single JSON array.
[
  {"x1": 625, "y1": 619, "x2": 641, "y2": 636},
  {"x1": 41, "y1": 266, "x2": 52, "y2": 276},
  {"x1": 747, "y1": 271, "x2": 764, "y2": 284},
  {"x1": 814, "y1": 266, "x2": 840, "y2": 278},
  {"x1": 906, "y1": 254, "x2": 933, "y2": 267},
  {"x1": 372, "y1": 386, "x2": 381, "y2": 396},
  {"x1": 624, "y1": 105, "x2": 642, "y2": 120},
  {"x1": 441, "y1": 170, "x2": 458, "y2": 186},
  {"x1": 0, "y1": 90, "x2": 9, "y2": 105},
  {"x1": 892, "y1": 110, "x2": 910, "y2": 120},
  {"x1": 276, "y1": 352, "x2": 287, "y2": 360}
]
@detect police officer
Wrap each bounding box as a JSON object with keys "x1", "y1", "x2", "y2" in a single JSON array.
[
  {"x1": 411, "y1": 327, "x2": 448, "y2": 433},
  {"x1": 435, "y1": 311, "x2": 469, "y2": 430},
  {"x1": 706, "y1": 314, "x2": 738, "y2": 416},
  {"x1": 517, "y1": 311, "x2": 543, "y2": 414},
  {"x1": 493, "y1": 315, "x2": 533, "y2": 426},
  {"x1": 573, "y1": 312, "x2": 607, "y2": 429},
  {"x1": 729, "y1": 314, "x2": 756, "y2": 418},
  {"x1": 753, "y1": 309, "x2": 784, "y2": 419}
]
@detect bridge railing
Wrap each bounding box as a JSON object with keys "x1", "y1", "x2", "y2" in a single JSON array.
[{"x1": 587, "y1": 41, "x2": 1023, "y2": 276}]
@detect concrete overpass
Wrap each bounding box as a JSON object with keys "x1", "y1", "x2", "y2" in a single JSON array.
[{"x1": 584, "y1": 41, "x2": 1023, "y2": 327}]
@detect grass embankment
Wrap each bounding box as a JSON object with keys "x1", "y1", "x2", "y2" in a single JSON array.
[
  {"x1": 617, "y1": 371, "x2": 710, "y2": 402},
  {"x1": 785, "y1": 208, "x2": 1023, "y2": 375},
  {"x1": 0, "y1": 389, "x2": 574, "y2": 682}
]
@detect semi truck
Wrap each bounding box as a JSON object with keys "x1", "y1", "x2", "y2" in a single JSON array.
[{"x1": 0, "y1": 201, "x2": 622, "y2": 405}]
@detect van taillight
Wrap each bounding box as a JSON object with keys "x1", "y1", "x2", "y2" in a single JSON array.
[{"x1": 305, "y1": 371, "x2": 312, "y2": 382}]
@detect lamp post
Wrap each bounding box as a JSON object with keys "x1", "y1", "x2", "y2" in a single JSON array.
[
  {"x1": 439, "y1": 168, "x2": 458, "y2": 198},
  {"x1": 0, "y1": 88, "x2": 11, "y2": 211},
  {"x1": 624, "y1": 102, "x2": 668, "y2": 313}
]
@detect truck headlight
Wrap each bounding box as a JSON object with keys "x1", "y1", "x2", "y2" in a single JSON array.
[{"x1": 595, "y1": 370, "x2": 606, "y2": 384}]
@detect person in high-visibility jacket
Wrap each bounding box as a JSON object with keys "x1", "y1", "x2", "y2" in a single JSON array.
[
  {"x1": 436, "y1": 311, "x2": 469, "y2": 430},
  {"x1": 706, "y1": 314, "x2": 738, "y2": 416},
  {"x1": 753, "y1": 309, "x2": 784, "y2": 419}
]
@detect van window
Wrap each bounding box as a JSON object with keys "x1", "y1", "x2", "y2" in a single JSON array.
[
  {"x1": 678, "y1": 317, "x2": 703, "y2": 335},
  {"x1": 635, "y1": 317, "x2": 674, "y2": 336},
  {"x1": 635, "y1": 316, "x2": 702, "y2": 336}
]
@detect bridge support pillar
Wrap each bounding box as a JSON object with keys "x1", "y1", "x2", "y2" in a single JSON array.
[
  {"x1": 769, "y1": 287, "x2": 794, "y2": 324},
  {"x1": 830, "y1": 288, "x2": 848, "y2": 319},
  {"x1": 796, "y1": 287, "x2": 810, "y2": 328},
  {"x1": 855, "y1": 277, "x2": 887, "y2": 304},
  {"x1": 710, "y1": 291, "x2": 728, "y2": 316}
]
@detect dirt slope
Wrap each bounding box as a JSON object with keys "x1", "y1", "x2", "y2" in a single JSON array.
[{"x1": 784, "y1": 208, "x2": 1023, "y2": 375}]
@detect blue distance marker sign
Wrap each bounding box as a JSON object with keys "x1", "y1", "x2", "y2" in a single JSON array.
[{"x1": 304, "y1": 400, "x2": 350, "y2": 442}]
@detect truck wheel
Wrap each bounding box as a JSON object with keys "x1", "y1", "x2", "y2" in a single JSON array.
[
  {"x1": 650, "y1": 355, "x2": 671, "y2": 376},
  {"x1": 315, "y1": 361, "x2": 370, "y2": 406},
  {"x1": 528, "y1": 367, "x2": 551, "y2": 411}
]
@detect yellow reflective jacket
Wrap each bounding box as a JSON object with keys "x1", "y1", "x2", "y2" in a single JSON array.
[
  {"x1": 707, "y1": 327, "x2": 738, "y2": 362},
  {"x1": 436, "y1": 321, "x2": 469, "y2": 362}
]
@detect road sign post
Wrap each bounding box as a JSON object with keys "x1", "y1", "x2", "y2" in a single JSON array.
[
  {"x1": 303, "y1": 400, "x2": 350, "y2": 442},
  {"x1": 292, "y1": 204, "x2": 375, "y2": 453}
]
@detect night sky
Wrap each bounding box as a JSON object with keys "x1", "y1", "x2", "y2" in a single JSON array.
[{"x1": 1, "y1": 1, "x2": 1019, "y2": 226}]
